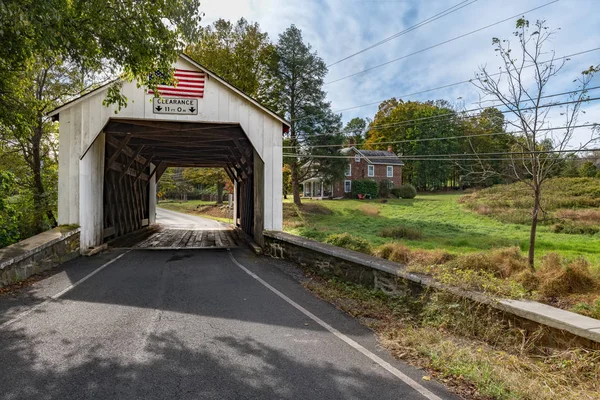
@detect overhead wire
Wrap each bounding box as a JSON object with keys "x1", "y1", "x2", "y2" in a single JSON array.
[
  {"x1": 289, "y1": 96, "x2": 600, "y2": 142},
  {"x1": 327, "y1": 0, "x2": 477, "y2": 68},
  {"x1": 324, "y1": 0, "x2": 559, "y2": 85},
  {"x1": 283, "y1": 123, "x2": 600, "y2": 149},
  {"x1": 290, "y1": 47, "x2": 600, "y2": 122},
  {"x1": 282, "y1": 147, "x2": 600, "y2": 160}
]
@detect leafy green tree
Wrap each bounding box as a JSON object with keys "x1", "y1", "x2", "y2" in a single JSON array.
[
  {"x1": 0, "y1": 58, "x2": 89, "y2": 232},
  {"x1": 579, "y1": 161, "x2": 598, "y2": 178},
  {"x1": 344, "y1": 117, "x2": 368, "y2": 146},
  {"x1": 183, "y1": 168, "x2": 230, "y2": 204},
  {"x1": 0, "y1": 171, "x2": 21, "y2": 247},
  {"x1": 0, "y1": 0, "x2": 203, "y2": 127},
  {"x1": 270, "y1": 25, "x2": 341, "y2": 205},
  {"x1": 186, "y1": 18, "x2": 278, "y2": 105},
  {"x1": 366, "y1": 99, "x2": 463, "y2": 190},
  {"x1": 157, "y1": 168, "x2": 193, "y2": 201}
]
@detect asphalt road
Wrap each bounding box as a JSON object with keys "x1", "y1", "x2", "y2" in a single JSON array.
[{"x1": 0, "y1": 212, "x2": 458, "y2": 400}]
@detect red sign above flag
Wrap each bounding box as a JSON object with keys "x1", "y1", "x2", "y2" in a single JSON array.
[{"x1": 147, "y1": 69, "x2": 205, "y2": 98}]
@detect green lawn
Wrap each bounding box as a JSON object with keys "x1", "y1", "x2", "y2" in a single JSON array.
[{"x1": 284, "y1": 194, "x2": 600, "y2": 269}]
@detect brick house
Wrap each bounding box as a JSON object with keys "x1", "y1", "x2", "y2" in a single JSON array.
[{"x1": 302, "y1": 146, "x2": 404, "y2": 198}]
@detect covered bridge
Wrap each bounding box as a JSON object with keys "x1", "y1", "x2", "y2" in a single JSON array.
[{"x1": 49, "y1": 54, "x2": 288, "y2": 253}]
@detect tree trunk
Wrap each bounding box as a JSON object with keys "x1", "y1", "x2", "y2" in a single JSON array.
[
  {"x1": 528, "y1": 188, "x2": 541, "y2": 271},
  {"x1": 216, "y1": 183, "x2": 224, "y2": 205},
  {"x1": 291, "y1": 161, "x2": 302, "y2": 206}
]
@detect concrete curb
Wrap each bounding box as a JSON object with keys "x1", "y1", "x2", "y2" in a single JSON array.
[
  {"x1": 264, "y1": 230, "x2": 600, "y2": 346},
  {"x1": 0, "y1": 228, "x2": 80, "y2": 271}
]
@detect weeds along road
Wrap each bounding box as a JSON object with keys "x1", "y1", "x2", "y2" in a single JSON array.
[{"x1": 0, "y1": 244, "x2": 458, "y2": 400}]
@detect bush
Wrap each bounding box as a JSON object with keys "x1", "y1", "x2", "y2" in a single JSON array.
[
  {"x1": 375, "y1": 242, "x2": 452, "y2": 266},
  {"x1": 392, "y1": 184, "x2": 417, "y2": 199},
  {"x1": 325, "y1": 233, "x2": 372, "y2": 254},
  {"x1": 446, "y1": 247, "x2": 528, "y2": 279},
  {"x1": 378, "y1": 179, "x2": 393, "y2": 198},
  {"x1": 378, "y1": 225, "x2": 423, "y2": 240},
  {"x1": 0, "y1": 171, "x2": 21, "y2": 248},
  {"x1": 537, "y1": 254, "x2": 596, "y2": 298},
  {"x1": 351, "y1": 179, "x2": 378, "y2": 198}
]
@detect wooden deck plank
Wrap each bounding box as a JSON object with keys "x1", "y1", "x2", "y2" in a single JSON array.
[
  {"x1": 135, "y1": 228, "x2": 240, "y2": 249},
  {"x1": 214, "y1": 230, "x2": 224, "y2": 248},
  {"x1": 173, "y1": 230, "x2": 193, "y2": 248}
]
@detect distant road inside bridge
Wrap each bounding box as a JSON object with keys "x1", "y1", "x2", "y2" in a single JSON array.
[{"x1": 156, "y1": 206, "x2": 229, "y2": 230}]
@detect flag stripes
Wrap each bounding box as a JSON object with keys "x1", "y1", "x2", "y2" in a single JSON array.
[{"x1": 148, "y1": 69, "x2": 205, "y2": 98}]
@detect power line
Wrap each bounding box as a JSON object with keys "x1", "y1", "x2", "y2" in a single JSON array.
[
  {"x1": 292, "y1": 96, "x2": 600, "y2": 140},
  {"x1": 327, "y1": 0, "x2": 477, "y2": 68},
  {"x1": 291, "y1": 47, "x2": 600, "y2": 121},
  {"x1": 324, "y1": 0, "x2": 559, "y2": 85},
  {"x1": 282, "y1": 148, "x2": 600, "y2": 160},
  {"x1": 283, "y1": 123, "x2": 600, "y2": 149}
]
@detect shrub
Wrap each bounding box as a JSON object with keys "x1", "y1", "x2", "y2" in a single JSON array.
[
  {"x1": 537, "y1": 254, "x2": 596, "y2": 298},
  {"x1": 392, "y1": 184, "x2": 417, "y2": 199},
  {"x1": 0, "y1": 171, "x2": 21, "y2": 248},
  {"x1": 446, "y1": 247, "x2": 528, "y2": 279},
  {"x1": 325, "y1": 233, "x2": 372, "y2": 254},
  {"x1": 550, "y1": 222, "x2": 600, "y2": 235},
  {"x1": 378, "y1": 225, "x2": 423, "y2": 240},
  {"x1": 351, "y1": 179, "x2": 378, "y2": 198},
  {"x1": 378, "y1": 179, "x2": 393, "y2": 198},
  {"x1": 375, "y1": 242, "x2": 452, "y2": 266}
]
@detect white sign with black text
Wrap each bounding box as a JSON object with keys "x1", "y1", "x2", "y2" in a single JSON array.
[{"x1": 152, "y1": 97, "x2": 198, "y2": 115}]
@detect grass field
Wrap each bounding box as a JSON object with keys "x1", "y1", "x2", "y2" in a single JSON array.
[{"x1": 284, "y1": 194, "x2": 600, "y2": 267}]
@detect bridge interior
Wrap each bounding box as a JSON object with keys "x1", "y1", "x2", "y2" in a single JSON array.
[{"x1": 101, "y1": 118, "x2": 261, "y2": 244}]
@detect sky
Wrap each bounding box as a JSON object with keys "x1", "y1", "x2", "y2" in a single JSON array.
[{"x1": 198, "y1": 0, "x2": 600, "y2": 147}]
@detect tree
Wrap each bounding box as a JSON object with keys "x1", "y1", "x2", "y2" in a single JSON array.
[
  {"x1": 0, "y1": 171, "x2": 21, "y2": 247},
  {"x1": 0, "y1": 58, "x2": 92, "y2": 232},
  {"x1": 185, "y1": 18, "x2": 278, "y2": 106},
  {"x1": 579, "y1": 161, "x2": 598, "y2": 178},
  {"x1": 0, "y1": 0, "x2": 203, "y2": 127},
  {"x1": 183, "y1": 168, "x2": 230, "y2": 204},
  {"x1": 344, "y1": 117, "x2": 368, "y2": 146},
  {"x1": 365, "y1": 99, "x2": 465, "y2": 190},
  {"x1": 157, "y1": 168, "x2": 193, "y2": 201},
  {"x1": 270, "y1": 25, "x2": 343, "y2": 205},
  {"x1": 471, "y1": 19, "x2": 598, "y2": 269}
]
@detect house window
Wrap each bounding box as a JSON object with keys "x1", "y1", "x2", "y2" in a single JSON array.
[
  {"x1": 355, "y1": 154, "x2": 360, "y2": 163},
  {"x1": 344, "y1": 180, "x2": 351, "y2": 193},
  {"x1": 387, "y1": 166, "x2": 393, "y2": 177},
  {"x1": 345, "y1": 164, "x2": 351, "y2": 176},
  {"x1": 368, "y1": 165, "x2": 374, "y2": 177}
]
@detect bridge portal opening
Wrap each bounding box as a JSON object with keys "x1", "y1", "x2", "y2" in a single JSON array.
[{"x1": 101, "y1": 118, "x2": 263, "y2": 244}]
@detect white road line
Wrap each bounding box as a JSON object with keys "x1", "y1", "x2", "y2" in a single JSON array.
[
  {"x1": 0, "y1": 250, "x2": 131, "y2": 330},
  {"x1": 227, "y1": 251, "x2": 443, "y2": 400}
]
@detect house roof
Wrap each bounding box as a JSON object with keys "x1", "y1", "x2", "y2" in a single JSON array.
[
  {"x1": 341, "y1": 147, "x2": 404, "y2": 166},
  {"x1": 48, "y1": 54, "x2": 291, "y2": 129}
]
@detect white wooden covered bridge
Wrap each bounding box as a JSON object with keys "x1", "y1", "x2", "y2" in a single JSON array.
[{"x1": 49, "y1": 55, "x2": 289, "y2": 253}]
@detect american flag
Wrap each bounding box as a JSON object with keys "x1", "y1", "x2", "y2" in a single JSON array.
[{"x1": 147, "y1": 69, "x2": 205, "y2": 98}]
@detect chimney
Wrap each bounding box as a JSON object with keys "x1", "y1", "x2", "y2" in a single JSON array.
[
  {"x1": 387, "y1": 145, "x2": 393, "y2": 153},
  {"x1": 348, "y1": 137, "x2": 355, "y2": 147}
]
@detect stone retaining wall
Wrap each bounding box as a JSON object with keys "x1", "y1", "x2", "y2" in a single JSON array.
[
  {"x1": 0, "y1": 228, "x2": 80, "y2": 287},
  {"x1": 264, "y1": 230, "x2": 600, "y2": 350}
]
